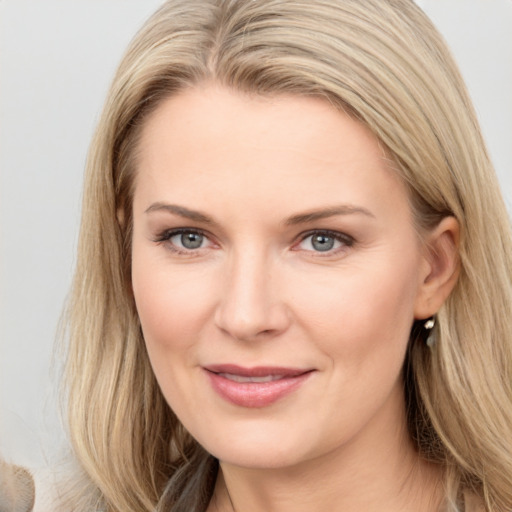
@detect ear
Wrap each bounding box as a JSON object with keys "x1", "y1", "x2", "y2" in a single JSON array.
[{"x1": 414, "y1": 216, "x2": 460, "y2": 320}]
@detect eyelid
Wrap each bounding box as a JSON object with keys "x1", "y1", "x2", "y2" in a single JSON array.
[
  {"x1": 153, "y1": 227, "x2": 216, "y2": 253},
  {"x1": 152, "y1": 227, "x2": 354, "y2": 256},
  {"x1": 153, "y1": 226, "x2": 205, "y2": 242},
  {"x1": 293, "y1": 229, "x2": 355, "y2": 253}
]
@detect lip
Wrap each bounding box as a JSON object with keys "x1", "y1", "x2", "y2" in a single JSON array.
[{"x1": 203, "y1": 364, "x2": 314, "y2": 408}]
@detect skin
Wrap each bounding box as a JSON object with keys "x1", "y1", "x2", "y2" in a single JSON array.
[{"x1": 131, "y1": 85, "x2": 459, "y2": 512}]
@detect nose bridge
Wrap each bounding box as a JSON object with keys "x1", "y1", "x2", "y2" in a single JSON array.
[{"x1": 214, "y1": 244, "x2": 288, "y2": 340}]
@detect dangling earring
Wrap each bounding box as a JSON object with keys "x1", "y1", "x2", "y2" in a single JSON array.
[{"x1": 423, "y1": 316, "x2": 436, "y2": 347}]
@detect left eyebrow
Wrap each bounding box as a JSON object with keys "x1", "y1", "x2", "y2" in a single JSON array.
[{"x1": 284, "y1": 205, "x2": 375, "y2": 226}]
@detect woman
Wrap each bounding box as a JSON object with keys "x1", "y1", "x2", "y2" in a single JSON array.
[{"x1": 60, "y1": 0, "x2": 512, "y2": 511}]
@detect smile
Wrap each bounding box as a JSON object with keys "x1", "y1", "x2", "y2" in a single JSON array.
[
  {"x1": 203, "y1": 365, "x2": 314, "y2": 408},
  {"x1": 216, "y1": 373, "x2": 286, "y2": 383}
]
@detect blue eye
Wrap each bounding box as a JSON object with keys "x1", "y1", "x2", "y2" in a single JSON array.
[
  {"x1": 297, "y1": 231, "x2": 353, "y2": 253},
  {"x1": 155, "y1": 229, "x2": 211, "y2": 252},
  {"x1": 310, "y1": 233, "x2": 337, "y2": 252},
  {"x1": 172, "y1": 231, "x2": 205, "y2": 250}
]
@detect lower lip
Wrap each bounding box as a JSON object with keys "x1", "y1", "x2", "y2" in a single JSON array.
[{"x1": 205, "y1": 370, "x2": 312, "y2": 408}]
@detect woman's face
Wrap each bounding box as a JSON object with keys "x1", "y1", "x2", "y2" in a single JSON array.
[{"x1": 131, "y1": 85, "x2": 431, "y2": 469}]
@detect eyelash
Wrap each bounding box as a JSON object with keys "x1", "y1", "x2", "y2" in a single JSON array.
[
  {"x1": 153, "y1": 228, "x2": 355, "y2": 256},
  {"x1": 153, "y1": 228, "x2": 213, "y2": 255},
  {"x1": 293, "y1": 229, "x2": 355, "y2": 256}
]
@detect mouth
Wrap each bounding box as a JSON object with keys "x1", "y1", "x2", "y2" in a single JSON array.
[
  {"x1": 203, "y1": 364, "x2": 314, "y2": 408},
  {"x1": 215, "y1": 373, "x2": 289, "y2": 383}
]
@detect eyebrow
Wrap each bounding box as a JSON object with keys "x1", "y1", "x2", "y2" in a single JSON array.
[
  {"x1": 145, "y1": 202, "x2": 375, "y2": 226},
  {"x1": 284, "y1": 205, "x2": 375, "y2": 225},
  {"x1": 145, "y1": 203, "x2": 214, "y2": 223}
]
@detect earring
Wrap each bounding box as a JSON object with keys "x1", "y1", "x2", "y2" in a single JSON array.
[{"x1": 423, "y1": 316, "x2": 436, "y2": 347}]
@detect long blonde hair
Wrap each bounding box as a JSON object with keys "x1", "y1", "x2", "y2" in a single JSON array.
[{"x1": 61, "y1": 1, "x2": 512, "y2": 511}]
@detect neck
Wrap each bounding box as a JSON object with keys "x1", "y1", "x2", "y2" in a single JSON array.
[{"x1": 208, "y1": 388, "x2": 443, "y2": 512}]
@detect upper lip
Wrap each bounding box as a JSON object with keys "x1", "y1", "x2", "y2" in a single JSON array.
[{"x1": 204, "y1": 364, "x2": 313, "y2": 377}]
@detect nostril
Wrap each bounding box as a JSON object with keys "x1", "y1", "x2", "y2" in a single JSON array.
[{"x1": 214, "y1": 269, "x2": 291, "y2": 340}]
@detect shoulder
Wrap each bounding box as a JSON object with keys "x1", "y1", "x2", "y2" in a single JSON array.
[
  {"x1": 32, "y1": 460, "x2": 106, "y2": 512},
  {"x1": 0, "y1": 460, "x2": 35, "y2": 512}
]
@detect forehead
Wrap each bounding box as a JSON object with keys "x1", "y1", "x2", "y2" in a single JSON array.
[
  {"x1": 138, "y1": 85, "x2": 383, "y2": 161},
  {"x1": 134, "y1": 85, "x2": 410, "y2": 222}
]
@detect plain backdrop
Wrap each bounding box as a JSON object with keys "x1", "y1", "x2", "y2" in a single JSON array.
[{"x1": 1, "y1": 0, "x2": 511, "y2": 480}]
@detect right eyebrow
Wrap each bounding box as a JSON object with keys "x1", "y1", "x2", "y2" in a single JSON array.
[{"x1": 144, "y1": 202, "x2": 214, "y2": 224}]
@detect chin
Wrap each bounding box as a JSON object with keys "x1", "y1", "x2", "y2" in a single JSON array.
[
  {"x1": 209, "y1": 443, "x2": 307, "y2": 470},
  {"x1": 188, "y1": 416, "x2": 328, "y2": 470}
]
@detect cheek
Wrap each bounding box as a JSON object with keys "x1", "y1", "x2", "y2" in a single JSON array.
[
  {"x1": 290, "y1": 252, "x2": 420, "y2": 363},
  {"x1": 131, "y1": 256, "x2": 218, "y2": 409},
  {"x1": 131, "y1": 250, "x2": 215, "y2": 355},
  {"x1": 284, "y1": 254, "x2": 420, "y2": 440}
]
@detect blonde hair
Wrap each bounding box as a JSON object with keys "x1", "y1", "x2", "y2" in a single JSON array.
[{"x1": 61, "y1": 1, "x2": 512, "y2": 511}]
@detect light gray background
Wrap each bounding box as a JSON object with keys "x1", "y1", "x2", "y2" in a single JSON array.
[{"x1": 1, "y1": 0, "x2": 511, "y2": 480}]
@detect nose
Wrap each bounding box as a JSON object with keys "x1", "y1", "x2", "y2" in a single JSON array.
[{"x1": 214, "y1": 250, "x2": 291, "y2": 341}]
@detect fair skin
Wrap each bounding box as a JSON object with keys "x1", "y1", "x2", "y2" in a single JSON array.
[{"x1": 131, "y1": 85, "x2": 459, "y2": 512}]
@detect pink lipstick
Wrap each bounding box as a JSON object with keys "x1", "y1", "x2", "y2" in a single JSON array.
[{"x1": 204, "y1": 364, "x2": 313, "y2": 408}]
